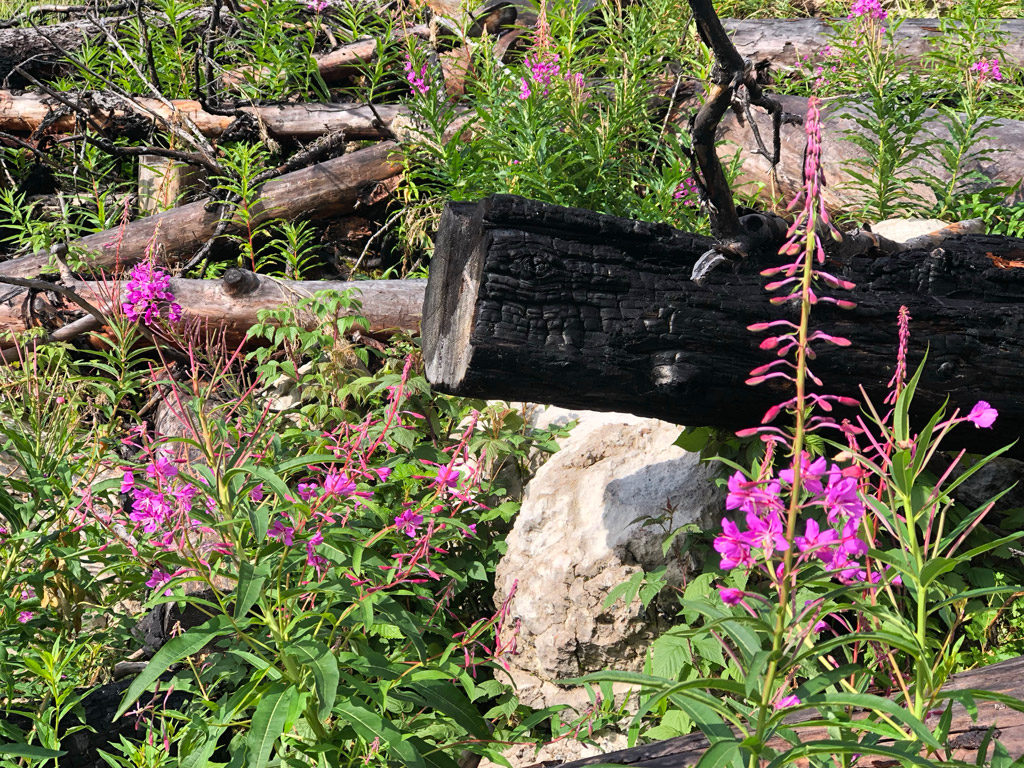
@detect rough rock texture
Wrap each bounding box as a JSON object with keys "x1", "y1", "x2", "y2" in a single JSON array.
[{"x1": 494, "y1": 410, "x2": 724, "y2": 716}]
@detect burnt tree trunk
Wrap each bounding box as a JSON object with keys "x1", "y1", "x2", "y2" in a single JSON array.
[
  {"x1": 423, "y1": 195, "x2": 1024, "y2": 456},
  {"x1": 0, "y1": 141, "x2": 401, "y2": 279}
]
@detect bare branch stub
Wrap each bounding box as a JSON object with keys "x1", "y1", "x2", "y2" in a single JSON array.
[{"x1": 685, "y1": 0, "x2": 793, "y2": 249}]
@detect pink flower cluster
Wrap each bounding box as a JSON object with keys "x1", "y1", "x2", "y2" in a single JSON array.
[
  {"x1": 674, "y1": 176, "x2": 699, "y2": 207},
  {"x1": 122, "y1": 262, "x2": 182, "y2": 325},
  {"x1": 848, "y1": 0, "x2": 887, "y2": 19},
  {"x1": 404, "y1": 54, "x2": 429, "y2": 97},
  {"x1": 970, "y1": 57, "x2": 1003, "y2": 82},
  {"x1": 714, "y1": 457, "x2": 876, "y2": 585},
  {"x1": 519, "y1": 53, "x2": 561, "y2": 99}
]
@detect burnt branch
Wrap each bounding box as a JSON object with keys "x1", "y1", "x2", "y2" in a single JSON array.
[{"x1": 685, "y1": 0, "x2": 792, "y2": 247}]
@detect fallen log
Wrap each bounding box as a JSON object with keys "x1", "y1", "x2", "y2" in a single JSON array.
[
  {"x1": 0, "y1": 9, "x2": 214, "y2": 84},
  {"x1": 549, "y1": 655, "x2": 1024, "y2": 768},
  {"x1": 0, "y1": 90, "x2": 405, "y2": 141},
  {"x1": 722, "y1": 17, "x2": 1024, "y2": 70},
  {"x1": 0, "y1": 270, "x2": 424, "y2": 348},
  {"x1": 704, "y1": 92, "x2": 1024, "y2": 212},
  {"x1": 423, "y1": 194, "x2": 1024, "y2": 457},
  {"x1": 0, "y1": 140, "x2": 402, "y2": 280}
]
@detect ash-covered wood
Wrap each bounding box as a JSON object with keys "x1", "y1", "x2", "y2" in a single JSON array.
[{"x1": 423, "y1": 195, "x2": 1024, "y2": 456}]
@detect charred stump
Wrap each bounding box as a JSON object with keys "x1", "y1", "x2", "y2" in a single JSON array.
[{"x1": 422, "y1": 195, "x2": 1024, "y2": 456}]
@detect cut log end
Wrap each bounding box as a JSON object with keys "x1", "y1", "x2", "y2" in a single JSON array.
[{"x1": 422, "y1": 201, "x2": 487, "y2": 391}]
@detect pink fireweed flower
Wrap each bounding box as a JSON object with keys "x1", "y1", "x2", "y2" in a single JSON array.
[
  {"x1": 779, "y1": 453, "x2": 828, "y2": 495},
  {"x1": 145, "y1": 454, "x2": 178, "y2": 481},
  {"x1": 296, "y1": 481, "x2": 320, "y2": 502},
  {"x1": 146, "y1": 568, "x2": 174, "y2": 597},
  {"x1": 774, "y1": 694, "x2": 802, "y2": 709},
  {"x1": 714, "y1": 518, "x2": 755, "y2": 570},
  {"x1": 970, "y1": 58, "x2": 1003, "y2": 82},
  {"x1": 674, "y1": 176, "x2": 699, "y2": 206},
  {"x1": 822, "y1": 467, "x2": 864, "y2": 523},
  {"x1": 306, "y1": 0, "x2": 329, "y2": 10},
  {"x1": 323, "y1": 471, "x2": 357, "y2": 497},
  {"x1": 122, "y1": 262, "x2": 182, "y2": 325},
  {"x1": 885, "y1": 306, "x2": 912, "y2": 405},
  {"x1": 742, "y1": 509, "x2": 790, "y2": 555},
  {"x1": 848, "y1": 0, "x2": 887, "y2": 19},
  {"x1": 718, "y1": 587, "x2": 744, "y2": 605},
  {"x1": 249, "y1": 483, "x2": 264, "y2": 502},
  {"x1": 726, "y1": 472, "x2": 784, "y2": 516},
  {"x1": 394, "y1": 508, "x2": 424, "y2": 537},
  {"x1": 17, "y1": 611, "x2": 32, "y2": 623},
  {"x1": 129, "y1": 488, "x2": 174, "y2": 533},
  {"x1": 795, "y1": 517, "x2": 838, "y2": 560},
  {"x1": 403, "y1": 54, "x2": 429, "y2": 96},
  {"x1": 268, "y1": 519, "x2": 295, "y2": 546},
  {"x1": 434, "y1": 465, "x2": 461, "y2": 491},
  {"x1": 20, "y1": 587, "x2": 35, "y2": 600},
  {"x1": 120, "y1": 471, "x2": 135, "y2": 493},
  {"x1": 967, "y1": 401, "x2": 998, "y2": 428},
  {"x1": 305, "y1": 531, "x2": 328, "y2": 573}
]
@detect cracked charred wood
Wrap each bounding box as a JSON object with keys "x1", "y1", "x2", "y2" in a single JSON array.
[
  {"x1": 0, "y1": 90, "x2": 406, "y2": 141},
  {"x1": 722, "y1": 17, "x2": 1024, "y2": 70},
  {"x1": 0, "y1": 271, "x2": 424, "y2": 350},
  {"x1": 0, "y1": 141, "x2": 401, "y2": 280},
  {"x1": 423, "y1": 195, "x2": 1024, "y2": 457}
]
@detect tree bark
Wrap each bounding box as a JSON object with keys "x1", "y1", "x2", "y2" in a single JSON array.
[
  {"x1": 722, "y1": 17, "x2": 1024, "y2": 69},
  {"x1": 550, "y1": 655, "x2": 1024, "y2": 768},
  {"x1": 0, "y1": 141, "x2": 402, "y2": 280},
  {"x1": 0, "y1": 270, "x2": 424, "y2": 349},
  {"x1": 0, "y1": 90, "x2": 406, "y2": 141},
  {"x1": 423, "y1": 194, "x2": 1024, "y2": 456}
]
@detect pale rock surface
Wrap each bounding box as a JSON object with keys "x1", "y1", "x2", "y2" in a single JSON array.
[
  {"x1": 494, "y1": 409, "x2": 724, "y2": 720},
  {"x1": 870, "y1": 218, "x2": 951, "y2": 243}
]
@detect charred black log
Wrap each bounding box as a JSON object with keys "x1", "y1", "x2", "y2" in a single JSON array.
[{"x1": 423, "y1": 195, "x2": 1024, "y2": 456}]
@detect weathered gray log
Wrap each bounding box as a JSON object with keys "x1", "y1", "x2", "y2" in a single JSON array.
[
  {"x1": 0, "y1": 90, "x2": 405, "y2": 141},
  {"x1": 0, "y1": 270, "x2": 424, "y2": 350},
  {"x1": 0, "y1": 141, "x2": 401, "y2": 280},
  {"x1": 0, "y1": 9, "x2": 213, "y2": 83},
  {"x1": 709, "y1": 92, "x2": 1024, "y2": 212},
  {"x1": 423, "y1": 195, "x2": 1024, "y2": 456},
  {"x1": 548, "y1": 656, "x2": 1024, "y2": 768},
  {"x1": 723, "y1": 17, "x2": 1024, "y2": 70}
]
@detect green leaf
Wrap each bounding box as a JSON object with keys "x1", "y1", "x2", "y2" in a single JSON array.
[
  {"x1": 246, "y1": 682, "x2": 297, "y2": 768},
  {"x1": 398, "y1": 679, "x2": 492, "y2": 740},
  {"x1": 115, "y1": 614, "x2": 240, "y2": 719},
  {"x1": 235, "y1": 560, "x2": 270, "y2": 619},
  {"x1": 335, "y1": 700, "x2": 425, "y2": 768},
  {"x1": 0, "y1": 744, "x2": 66, "y2": 758},
  {"x1": 291, "y1": 641, "x2": 340, "y2": 721},
  {"x1": 919, "y1": 557, "x2": 958, "y2": 588},
  {"x1": 695, "y1": 739, "x2": 741, "y2": 768}
]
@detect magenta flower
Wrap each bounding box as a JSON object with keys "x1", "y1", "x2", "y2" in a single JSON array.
[
  {"x1": 120, "y1": 471, "x2": 135, "y2": 493},
  {"x1": 970, "y1": 58, "x2": 1003, "y2": 82},
  {"x1": 822, "y1": 469, "x2": 864, "y2": 524},
  {"x1": 129, "y1": 488, "x2": 174, "y2": 533},
  {"x1": 296, "y1": 482, "x2": 320, "y2": 501},
  {"x1": 20, "y1": 587, "x2": 35, "y2": 600},
  {"x1": 268, "y1": 519, "x2": 295, "y2": 546},
  {"x1": 394, "y1": 508, "x2": 424, "y2": 538},
  {"x1": 375, "y1": 467, "x2": 392, "y2": 482},
  {"x1": 674, "y1": 176, "x2": 699, "y2": 207},
  {"x1": 146, "y1": 568, "x2": 174, "y2": 596},
  {"x1": 403, "y1": 54, "x2": 429, "y2": 97},
  {"x1": 795, "y1": 517, "x2": 838, "y2": 559},
  {"x1": 848, "y1": 0, "x2": 887, "y2": 19},
  {"x1": 967, "y1": 401, "x2": 997, "y2": 428},
  {"x1": 17, "y1": 611, "x2": 32, "y2": 623},
  {"x1": 714, "y1": 518, "x2": 755, "y2": 571},
  {"x1": 774, "y1": 694, "x2": 801, "y2": 709},
  {"x1": 249, "y1": 483, "x2": 264, "y2": 502},
  {"x1": 726, "y1": 472, "x2": 784, "y2": 516},
  {"x1": 305, "y1": 531, "x2": 327, "y2": 572},
  {"x1": 145, "y1": 454, "x2": 178, "y2": 481},
  {"x1": 122, "y1": 262, "x2": 183, "y2": 325},
  {"x1": 743, "y1": 509, "x2": 790, "y2": 555},
  {"x1": 323, "y1": 472, "x2": 357, "y2": 497},
  {"x1": 779, "y1": 453, "x2": 828, "y2": 495},
  {"x1": 718, "y1": 586, "x2": 744, "y2": 605},
  {"x1": 434, "y1": 466, "x2": 460, "y2": 490}
]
